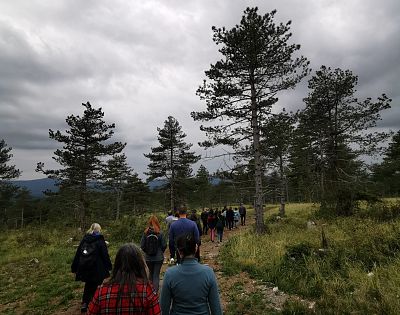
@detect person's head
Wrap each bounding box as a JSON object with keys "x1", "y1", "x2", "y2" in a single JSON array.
[
  {"x1": 111, "y1": 243, "x2": 149, "y2": 285},
  {"x1": 145, "y1": 215, "x2": 160, "y2": 234},
  {"x1": 176, "y1": 233, "x2": 197, "y2": 259},
  {"x1": 167, "y1": 211, "x2": 173, "y2": 216},
  {"x1": 87, "y1": 223, "x2": 101, "y2": 235},
  {"x1": 178, "y1": 206, "x2": 187, "y2": 217}
]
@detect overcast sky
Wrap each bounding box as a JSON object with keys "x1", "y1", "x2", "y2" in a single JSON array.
[{"x1": 1, "y1": 0, "x2": 399, "y2": 180}]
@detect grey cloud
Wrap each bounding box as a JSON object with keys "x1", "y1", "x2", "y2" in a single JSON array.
[{"x1": 1, "y1": 0, "x2": 400, "y2": 179}]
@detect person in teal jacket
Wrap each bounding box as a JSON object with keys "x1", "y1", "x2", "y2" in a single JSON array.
[{"x1": 160, "y1": 233, "x2": 222, "y2": 315}]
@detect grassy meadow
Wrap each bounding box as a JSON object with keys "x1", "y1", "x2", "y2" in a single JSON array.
[
  {"x1": 0, "y1": 215, "x2": 152, "y2": 314},
  {"x1": 220, "y1": 199, "x2": 400, "y2": 314},
  {"x1": 2, "y1": 200, "x2": 400, "y2": 314}
]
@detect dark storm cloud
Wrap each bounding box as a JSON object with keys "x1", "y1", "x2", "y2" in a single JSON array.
[{"x1": 0, "y1": 0, "x2": 399, "y2": 179}]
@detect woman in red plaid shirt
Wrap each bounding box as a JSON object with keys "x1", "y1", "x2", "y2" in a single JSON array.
[{"x1": 87, "y1": 243, "x2": 161, "y2": 315}]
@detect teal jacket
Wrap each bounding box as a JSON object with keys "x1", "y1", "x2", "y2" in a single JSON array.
[{"x1": 160, "y1": 258, "x2": 222, "y2": 315}]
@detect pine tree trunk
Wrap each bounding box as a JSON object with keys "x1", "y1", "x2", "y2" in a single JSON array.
[
  {"x1": 169, "y1": 180, "x2": 174, "y2": 211},
  {"x1": 279, "y1": 155, "x2": 286, "y2": 217},
  {"x1": 116, "y1": 189, "x2": 121, "y2": 220},
  {"x1": 79, "y1": 186, "x2": 87, "y2": 230},
  {"x1": 250, "y1": 77, "x2": 266, "y2": 234}
]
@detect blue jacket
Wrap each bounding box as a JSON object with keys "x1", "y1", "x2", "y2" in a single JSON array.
[
  {"x1": 169, "y1": 218, "x2": 200, "y2": 255},
  {"x1": 160, "y1": 258, "x2": 222, "y2": 315}
]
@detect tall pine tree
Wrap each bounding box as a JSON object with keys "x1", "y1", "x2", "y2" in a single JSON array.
[
  {"x1": 37, "y1": 102, "x2": 125, "y2": 227},
  {"x1": 0, "y1": 139, "x2": 21, "y2": 181},
  {"x1": 192, "y1": 7, "x2": 309, "y2": 232},
  {"x1": 298, "y1": 66, "x2": 391, "y2": 215},
  {"x1": 102, "y1": 153, "x2": 132, "y2": 220},
  {"x1": 0, "y1": 139, "x2": 21, "y2": 226},
  {"x1": 145, "y1": 116, "x2": 200, "y2": 210}
]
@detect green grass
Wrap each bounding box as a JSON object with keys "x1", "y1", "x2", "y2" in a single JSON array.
[
  {"x1": 0, "y1": 213, "x2": 153, "y2": 314},
  {"x1": 220, "y1": 201, "x2": 400, "y2": 314}
]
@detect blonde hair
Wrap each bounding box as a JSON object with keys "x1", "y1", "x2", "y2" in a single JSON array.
[{"x1": 87, "y1": 223, "x2": 101, "y2": 234}]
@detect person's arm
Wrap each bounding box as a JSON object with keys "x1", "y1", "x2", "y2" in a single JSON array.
[
  {"x1": 140, "y1": 233, "x2": 146, "y2": 251},
  {"x1": 145, "y1": 284, "x2": 161, "y2": 315},
  {"x1": 99, "y1": 238, "x2": 112, "y2": 271},
  {"x1": 160, "y1": 232, "x2": 167, "y2": 252},
  {"x1": 87, "y1": 287, "x2": 101, "y2": 314},
  {"x1": 71, "y1": 240, "x2": 82, "y2": 273},
  {"x1": 160, "y1": 271, "x2": 172, "y2": 315},
  {"x1": 208, "y1": 271, "x2": 223, "y2": 315},
  {"x1": 168, "y1": 225, "x2": 175, "y2": 258},
  {"x1": 193, "y1": 221, "x2": 200, "y2": 244}
]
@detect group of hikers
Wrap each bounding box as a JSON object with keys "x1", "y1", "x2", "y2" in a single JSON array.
[{"x1": 71, "y1": 204, "x2": 247, "y2": 314}]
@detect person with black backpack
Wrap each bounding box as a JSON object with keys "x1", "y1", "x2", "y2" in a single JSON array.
[
  {"x1": 140, "y1": 215, "x2": 167, "y2": 292},
  {"x1": 71, "y1": 223, "x2": 112, "y2": 313}
]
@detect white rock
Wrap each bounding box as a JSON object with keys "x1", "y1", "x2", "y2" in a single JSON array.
[{"x1": 272, "y1": 286, "x2": 279, "y2": 293}]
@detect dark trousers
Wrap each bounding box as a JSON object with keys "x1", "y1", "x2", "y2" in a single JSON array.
[
  {"x1": 202, "y1": 221, "x2": 208, "y2": 235},
  {"x1": 228, "y1": 219, "x2": 234, "y2": 230},
  {"x1": 217, "y1": 229, "x2": 224, "y2": 242},
  {"x1": 146, "y1": 260, "x2": 163, "y2": 292},
  {"x1": 82, "y1": 281, "x2": 98, "y2": 305},
  {"x1": 240, "y1": 214, "x2": 246, "y2": 225}
]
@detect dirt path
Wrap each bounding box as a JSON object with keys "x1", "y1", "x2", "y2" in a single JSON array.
[{"x1": 59, "y1": 214, "x2": 314, "y2": 314}]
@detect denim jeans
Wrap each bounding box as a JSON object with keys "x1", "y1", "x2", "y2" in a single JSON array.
[{"x1": 146, "y1": 260, "x2": 163, "y2": 292}]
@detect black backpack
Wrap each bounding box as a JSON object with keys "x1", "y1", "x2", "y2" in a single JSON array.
[
  {"x1": 144, "y1": 231, "x2": 159, "y2": 256},
  {"x1": 78, "y1": 240, "x2": 97, "y2": 271}
]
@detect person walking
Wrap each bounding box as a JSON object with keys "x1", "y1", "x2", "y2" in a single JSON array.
[
  {"x1": 169, "y1": 207, "x2": 200, "y2": 264},
  {"x1": 239, "y1": 204, "x2": 247, "y2": 226},
  {"x1": 140, "y1": 215, "x2": 167, "y2": 292},
  {"x1": 226, "y1": 206, "x2": 234, "y2": 230},
  {"x1": 87, "y1": 243, "x2": 161, "y2": 315},
  {"x1": 160, "y1": 233, "x2": 223, "y2": 315},
  {"x1": 207, "y1": 209, "x2": 217, "y2": 242},
  {"x1": 188, "y1": 209, "x2": 202, "y2": 261},
  {"x1": 71, "y1": 223, "x2": 112, "y2": 313},
  {"x1": 165, "y1": 211, "x2": 175, "y2": 235},
  {"x1": 200, "y1": 208, "x2": 209, "y2": 235},
  {"x1": 215, "y1": 211, "x2": 225, "y2": 242}
]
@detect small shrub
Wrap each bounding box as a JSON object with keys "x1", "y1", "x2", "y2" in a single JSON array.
[
  {"x1": 284, "y1": 242, "x2": 313, "y2": 262},
  {"x1": 282, "y1": 299, "x2": 314, "y2": 315}
]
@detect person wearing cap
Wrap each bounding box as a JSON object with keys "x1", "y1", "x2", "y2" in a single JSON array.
[{"x1": 168, "y1": 206, "x2": 200, "y2": 264}]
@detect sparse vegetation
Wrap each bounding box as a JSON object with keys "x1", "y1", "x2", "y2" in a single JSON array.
[{"x1": 220, "y1": 201, "x2": 400, "y2": 314}]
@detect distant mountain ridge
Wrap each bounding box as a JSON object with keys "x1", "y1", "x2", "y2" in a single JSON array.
[{"x1": 10, "y1": 177, "x2": 223, "y2": 198}]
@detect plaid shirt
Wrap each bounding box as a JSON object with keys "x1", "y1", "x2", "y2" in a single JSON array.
[{"x1": 87, "y1": 281, "x2": 161, "y2": 315}]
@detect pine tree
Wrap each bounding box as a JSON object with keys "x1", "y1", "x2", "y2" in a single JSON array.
[
  {"x1": 144, "y1": 116, "x2": 200, "y2": 210},
  {"x1": 0, "y1": 139, "x2": 21, "y2": 226},
  {"x1": 192, "y1": 7, "x2": 309, "y2": 233},
  {"x1": 373, "y1": 130, "x2": 400, "y2": 196},
  {"x1": 102, "y1": 153, "x2": 132, "y2": 220},
  {"x1": 122, "y1": 173, "x2": 150, "y2": 214},
  {"x1": 195, "y1": 165, "x2": 212, "y2": 209},
  {"x1": 260, "y1": 111, "x2": 294, "y2": 216},
  {"x1": 0, "y1": 139, "x2": 21, "y2": 181},
  {"x1": 36, "y1": 102, "x2": 125, "y2": 227},
  {"x1": 298, "y1": 66, "x2": 391, "y2": 215}
]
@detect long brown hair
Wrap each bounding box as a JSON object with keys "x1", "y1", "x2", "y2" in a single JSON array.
[
  {"x1": 109, "y1": 243, "x2": 149, "y2": 310},
  {"x1": 144, "y1": 215, "x2": 160, "y2": 234}
]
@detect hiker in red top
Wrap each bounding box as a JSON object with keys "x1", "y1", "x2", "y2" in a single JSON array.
[{"x1": 87, "y1": 243, "x2": 160, "y2": 315}]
